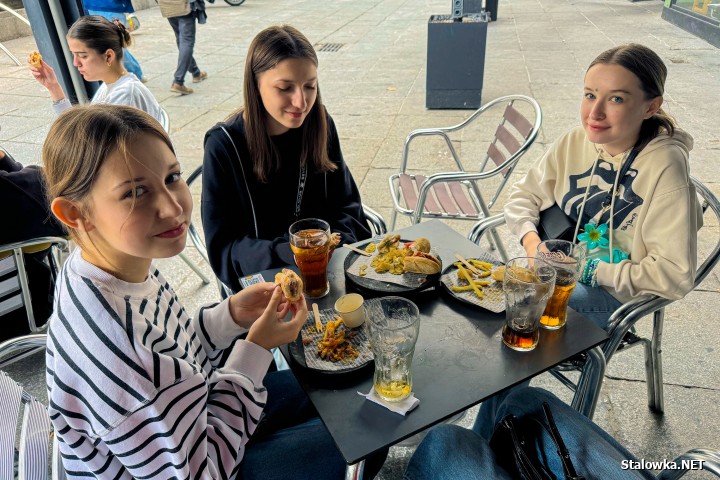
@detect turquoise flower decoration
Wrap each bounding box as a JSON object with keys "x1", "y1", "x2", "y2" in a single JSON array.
[
  {"x1": 577, "y1": 223, "x2": 609, "y2": 250},
  {"x1": 600, "y1": 248, "x2": 629, "y2": 263}
]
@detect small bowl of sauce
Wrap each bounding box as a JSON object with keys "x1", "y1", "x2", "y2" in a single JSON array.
[{"x1": 334, "y1": 293, "x2": 365, "y2": 328}]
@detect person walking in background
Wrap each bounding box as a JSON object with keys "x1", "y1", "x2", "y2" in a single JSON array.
[
  {"x1": 29, "y1": 15, "x2": 163, "y2": 123},
  {"x1": 83, "y1": 0, "x2": 146, "y2": 81},
  {"x1": 157, "y1": 0, "x2": 209, "y2": 95}
]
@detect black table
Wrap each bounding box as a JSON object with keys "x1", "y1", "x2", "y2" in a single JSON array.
[{"x1": 261, "y1": 220, "x2": 608, "y2": 477}]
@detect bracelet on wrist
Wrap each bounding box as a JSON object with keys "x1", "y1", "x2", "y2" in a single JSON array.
[{"x1": 580, "y1": 259, "x2": 600, "y2": 286}]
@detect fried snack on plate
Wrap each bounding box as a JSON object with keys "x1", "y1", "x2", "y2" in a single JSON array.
[
  {"x1": 370, "y1": 244, "x2": 410, "y2": 274},
  {"x1": 274, "y1": 268, "x2": 303, "y2": 302},
  {"x1": 409, "y1": 237, "x2": 431, "y2": 254},
  {"x1": 317, "y1": 317, "x2": 359, "y2": 362},
  {"x1": 491, "y1": 266, "x2": 505, "y2": 282},
  {"x1": 28, "y1": 51, "x2": 43, "y2": 68},
  {"x1": 403, "y1": 251, "x2": 441, "y2": 274},
  {"x1": 377, "y1": 234, "x2": 400, "y2": 253}
]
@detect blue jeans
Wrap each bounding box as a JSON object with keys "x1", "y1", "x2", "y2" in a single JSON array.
[
  {"x1": 87, "y1": 10, "x2": 144, "y2": 79},
  {"x1": 239, "y1": 370, "x2": 386, "y2": 479},
  {"x1": 405, "y1": 387, "x2": 654, "y2": 480},
  {"x1": 568, "y1": 282, "x2": 623, "y2": 330},
  {"x1": 167, "y1": 12, "x2": 201, "y2": 85}
]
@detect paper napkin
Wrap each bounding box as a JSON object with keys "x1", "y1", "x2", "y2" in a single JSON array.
[{"x1": 358, "y1": 388, "x2": 420, "y2": 416}]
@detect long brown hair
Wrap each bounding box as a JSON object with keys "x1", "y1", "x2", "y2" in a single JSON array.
[
  {"x1": 43, "y1": 104, "x2": 174, "y2": 247},
  {"x1": 588, "y1": 43, "x2": 676, "y2": 151},
  {"x1": 229, "y1": 25, "x2": 334, "y2": 182},
  {"x1": 68, "y1": 15, "x2": 132, "y2": 62}
]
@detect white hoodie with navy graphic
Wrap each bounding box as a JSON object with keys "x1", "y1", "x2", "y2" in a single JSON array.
[{"x1": 505, "y1": 125, "x2": 702, "y2": 304}]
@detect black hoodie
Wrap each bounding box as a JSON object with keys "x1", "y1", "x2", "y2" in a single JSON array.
[{"x1": 201, "y1": 113, "x2": 371, "y2": 292}]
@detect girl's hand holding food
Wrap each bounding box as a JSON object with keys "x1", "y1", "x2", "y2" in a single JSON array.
[
  {"x1": 28, "y1": 57, "x2": 64, "y2": 101},
  {"x1": 228, "y1": 282, "x2": 283, "y2": 329},
  {"x1": 246, "y1": 286, "x2": 307, "y2": 351}
]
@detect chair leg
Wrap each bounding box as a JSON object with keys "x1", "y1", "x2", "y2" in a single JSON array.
[
  {"x1": 571, "y1": 346, "x2": 606, "y2": 420},
  {"x1": 489, "y1": 227, "x2": 509, "y2": 263},
  {"x1": 645, "y1": 308, "x2": 665, "y2": 413},
  {"x1": 179, "y1": 253, "x2": 211, "y2": 285},
  {"x1": 390, "y1": 209, "x2": 398, "y2": 231}
]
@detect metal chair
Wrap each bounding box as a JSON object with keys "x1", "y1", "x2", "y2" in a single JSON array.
[
  {"x1": 468, "y1": 177, "x2": 720, "y2": 419},
  {"x1": 0, "y1": 237, "x2": 68, "y2": 369},
  {"x1": 388, "y1": 94, "x2": 542, "y2": 262},
  {"x1": 0, "y1": 2, "x2": 29, "y2": 66},
  {"x1": 157, "y1": 108, "x2": 210, "y2": 286},
  {"x1": 185, "y1": 165, "x2": 387, "y2": 298},
  {"x1": 0, "y1": 335, "x2": 67, "y2": 480}
]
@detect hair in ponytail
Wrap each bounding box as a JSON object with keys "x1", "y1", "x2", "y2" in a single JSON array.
[
  {"x1": 589, "y1": 43, "x2": 676, "y2": 150},
  {"x1": 68, "y1": 15, "x2": 131, "y2": 63}
]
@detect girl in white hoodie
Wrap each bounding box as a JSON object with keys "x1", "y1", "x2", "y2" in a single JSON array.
[{"x1": 504, "y1": 43, "x2": 702, "y2": 328}]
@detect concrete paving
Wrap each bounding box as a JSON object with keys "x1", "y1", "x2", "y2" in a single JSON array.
[{"x1": 1, "y1": 0, "x2": 718, "y2": 478}]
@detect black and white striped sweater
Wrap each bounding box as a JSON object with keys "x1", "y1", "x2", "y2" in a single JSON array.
[{"x1": 46, "y1": 249, "x2": 273, "y2": 479}]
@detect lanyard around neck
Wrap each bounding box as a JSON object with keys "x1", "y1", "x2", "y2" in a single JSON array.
[
  {"x1": 596, "y1": 149, "x2": 639, "y2": 224},
  {"x1": 295, "y1": 163, "x2": 307, "y2": 220}
]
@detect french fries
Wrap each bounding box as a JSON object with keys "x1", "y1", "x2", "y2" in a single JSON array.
[
  {"x1": 451, "y1": 259, "x2": 499, "y2": 299},
  {"x1": 316, "y1": 317, "x2": 359, "y2": 363}
]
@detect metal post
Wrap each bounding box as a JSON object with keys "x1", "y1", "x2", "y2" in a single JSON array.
[{"x1": 47, "y1": 0, "x2": 89, "y2": 104}]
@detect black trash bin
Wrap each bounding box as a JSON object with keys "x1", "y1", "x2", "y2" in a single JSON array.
[{"x1": 426, "y1": 12, "x2": 489, "y2": 109}]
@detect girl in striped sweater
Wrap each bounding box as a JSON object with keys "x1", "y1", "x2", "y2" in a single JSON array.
[{"x1": 42, "y1": 104, "x2": 351, "y2": 478}]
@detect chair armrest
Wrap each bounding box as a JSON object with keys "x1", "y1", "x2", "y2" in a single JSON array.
[
  {"x1": 0, "y1": 236, "x2": 69, "y2": 255},
  {"x1": 0, "y1": 334, "x2": 47, "y2": 363},
  {"x1": 467, "y1": 213, "x2": 507, "y2": 245},
  {"x1": 603, "y1": 295, "x2": 672, "y2": 360},
  {"x1": 400, "y1": 129, "x2": 465, "y2": 172},
  {"x1": 657, "y1": 448, "x2": 720, "y2": 479},
  {"x1": 362, "y1": 204, "x2": 387, "y2": 236}
]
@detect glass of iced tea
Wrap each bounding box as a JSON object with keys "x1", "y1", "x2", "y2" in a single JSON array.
[
  {"x1": 364, "y1": 297, "x2": 420, "y2": 402},
  {"x1": 502, "y1": 257, "x2": 556, "y2": 352},
  {"x1": 289, "y1": 218, "x2": 331, "y2": 299},
  {"x1": 535, "y1": 240, "x2": 586, "y2": 330}
]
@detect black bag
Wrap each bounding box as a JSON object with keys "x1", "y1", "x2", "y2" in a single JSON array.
[
  {"x1": 537, "y1": 204, "x2": 575, "y2": 242},
  {"x1": 489, "y1": 402, "x2": 585, "y2": 480}
]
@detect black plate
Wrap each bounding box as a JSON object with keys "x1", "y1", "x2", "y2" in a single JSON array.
[
  {"x1": 288, "y1": 328, "x2": 374, "y2": 376},
  {"x1": 343, "y1": 239, "x2": 442, "y2": 294},
  {"x1": 440, "y1": 255, "x2": 506, "y2": 313}
]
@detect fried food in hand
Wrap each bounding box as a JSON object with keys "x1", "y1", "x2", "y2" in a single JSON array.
[
  {"x1": 275, "y1": 268, "x2": 303, "y2": 302},
  {"x1": 28, "y1": 51, "x2": 42, "y2": 68},
  {"x1": 328, "y1": 232, "x2": 341, "y2": 249}
]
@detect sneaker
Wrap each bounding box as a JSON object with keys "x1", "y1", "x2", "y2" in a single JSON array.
[
  {"x1": 192, "y1": 71, "x2": 208, "y2": 83},
  {"x1": 170, "y1": 83, "x2": 193, "y2": 95}
]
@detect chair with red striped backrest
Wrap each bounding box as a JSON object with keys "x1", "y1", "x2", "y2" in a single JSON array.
[{"x1": 388, "y1": 95, "x2": 541, "y2": 262}]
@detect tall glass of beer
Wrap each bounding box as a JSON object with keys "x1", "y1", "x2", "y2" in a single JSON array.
[
  {"x1": 502, "y1": 257, "x2": 556, "y2": 351},
  {"x1": 289, "y1": 218, "x2": 331, "y2": 299},
  {"x1": 534, "y1": 240, "x2": 586, "y2": 330},
  {"x1": 364, "y1": 297, "x2": 420, "y2": 402}
]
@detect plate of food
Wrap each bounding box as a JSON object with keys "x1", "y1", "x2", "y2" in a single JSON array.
[
  {"x1": 288, "y1": 307, "x2": 374, "y2": 375},
  {"x1": 343, "y1": 234, "x2": 442, "y2": 294},
  {"x1": 440, "y1": 253, "x2": 506, "y2": 312}
]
